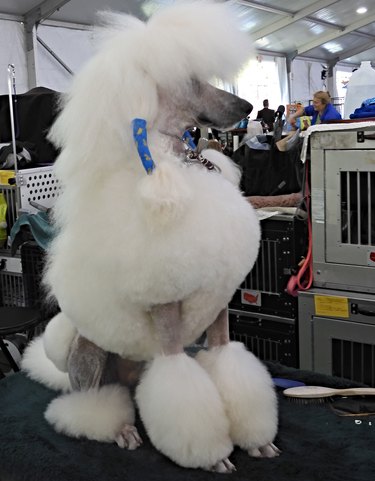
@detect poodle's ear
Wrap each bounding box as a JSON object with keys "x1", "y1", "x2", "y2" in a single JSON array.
[{"x1": 137, "y1": 161, "x2": 192, "y2": 227}]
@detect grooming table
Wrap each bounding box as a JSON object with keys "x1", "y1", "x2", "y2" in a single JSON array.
[{"x1": 0, "y1": 365, "x2": 374, "y2": 481}]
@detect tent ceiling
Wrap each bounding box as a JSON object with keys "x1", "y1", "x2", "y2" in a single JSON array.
[{"x1": 1, "y1": 0, "x2": 374, "y2": 66}]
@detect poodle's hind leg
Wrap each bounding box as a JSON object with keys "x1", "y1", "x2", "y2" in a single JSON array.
[
  {"x1": 45, "y1": 383, "x2": 141, "y2": 449},
  {"x1": 136, "y1": 302, "x2": 234, "y2": 472},
  {"x1": 196, "y1": 307, "x2": 280, "y2": 458},
  {"x1": 45, "y1": 335, "x2": 142, "y2": 450}
]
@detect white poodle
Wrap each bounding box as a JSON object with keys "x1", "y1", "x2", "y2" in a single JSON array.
[{"x1": 22, "y1": 0, "x2": 279, "y2": 472}]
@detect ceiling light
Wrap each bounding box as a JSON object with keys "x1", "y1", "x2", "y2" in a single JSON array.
[
  {"x1": 356, "y1": 7, "x2": 368, "y2": 14},
  {"x1": 256, "y1": 37, "x2": 269, "y2": 47},
  {"x1": 323, "y1": 42, "x2": 343, "y2": 54}
]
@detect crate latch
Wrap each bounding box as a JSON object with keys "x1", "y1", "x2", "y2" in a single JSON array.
[{"x1": 357, "y1": 131, "x2": 375, "y2": 143}]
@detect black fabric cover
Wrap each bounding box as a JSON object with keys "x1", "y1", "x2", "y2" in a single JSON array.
[
  {"x1": 0, "y1": 86, "x2": 60, "y2": 164},
  {"x1": 0, "y1": 364, "x2": 374, "y2": 481},
  {"x1": 233, "y1": 140, "x2": 304, "y2": 196}
]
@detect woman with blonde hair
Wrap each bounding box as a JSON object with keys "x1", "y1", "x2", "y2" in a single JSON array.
[{"x1": 288, "y1": 90, "x2": 341, "y2": 127}]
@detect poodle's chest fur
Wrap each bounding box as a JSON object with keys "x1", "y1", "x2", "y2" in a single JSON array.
[{"x1": 47, "y1": 161, "x2": 260, "y2": 359}]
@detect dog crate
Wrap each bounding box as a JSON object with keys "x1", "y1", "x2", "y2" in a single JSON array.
[
  {"x1": 229, "y1": 311, "x2": 298, "y2": 367},
  {"x1": 228, "y1": 213, "x2": 306, "y2": 368},
  {"x1": 0, "y1": 253, "x2": 24, "y2": 306},
  {"x1": 16, "y1": 166, "x2": 60, "y2": 214},
  {"x1": 0, "y1": 166, "x2": 59, "y2": 253},
  {"x1": 229, "y1": 213, "x2": 307, "y2": 320},
  {"x1": 0, "y1": 242, "x2": 48, "y2": 309},
  {"x1": 299, "y1": 287, "x2": 375, "y2": 387},
  {"x1": 310, "y1": 126, "x2": 375, "y2": 293}
]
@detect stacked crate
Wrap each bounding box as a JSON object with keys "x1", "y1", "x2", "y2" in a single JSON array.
[{"x1": 229, "y1": 213, "x2": 307, "y2": 367}]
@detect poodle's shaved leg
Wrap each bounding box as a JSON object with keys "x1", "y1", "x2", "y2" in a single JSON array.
[
  {"x1": 150, "y1": 302, "x2": 184, "y2": 355},
  {"x1": 67, "y1": 334, "x2": 108, "y2": 391},
  {"x1": 206, "y1": 307, "x2": 229, "y2": 348},
  {"x1": 66, "y1": 336, "x2": 142, "y2": 450}
]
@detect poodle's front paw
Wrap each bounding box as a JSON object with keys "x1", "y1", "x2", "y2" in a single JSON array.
[
  {"x1": 116, "y1": 424, "x2": 143, "y2": 450},
  {"x1": 248, "y1": 442, "x2": 281, "y2": 458},
  {"x1": 209, "y1": 458, "x2": 236, "y2": 473}
]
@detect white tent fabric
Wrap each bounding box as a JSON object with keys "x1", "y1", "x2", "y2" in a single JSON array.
[
  {"x1": 0, "y1": 19, "x2": 95, "y2": 95},
  {"x1": 37, "y1": 24, "x2": 95, "y2": 92},
  {"x1": 0, "y1": 20, "x2": 28, "y2": 95}
]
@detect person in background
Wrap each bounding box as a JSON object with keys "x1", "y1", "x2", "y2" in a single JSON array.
[
  {"x1": 288, "y1": 91, "x2": 341, "y2": 128},
  {"x1": 256, "y1": 99, "x2": 275, "y2": 131}
]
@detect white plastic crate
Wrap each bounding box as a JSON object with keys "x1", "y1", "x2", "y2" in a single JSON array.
[{"x1": 16, "y1": 166, "x2": 61, "y2": 214}]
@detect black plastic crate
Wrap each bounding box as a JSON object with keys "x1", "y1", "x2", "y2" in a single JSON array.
[
  {"x1": 229, "y1": 311, "x2": 298, "y2": 368},
  {"x1": 20, "y1": 241, "x2": 58, "y2": 318},
  {"x1": 229, "y1": 214, "x2": 307, "y2": 319},
  {"x1": 20, "y1": 242, "x2": 45, "y2": 308}
]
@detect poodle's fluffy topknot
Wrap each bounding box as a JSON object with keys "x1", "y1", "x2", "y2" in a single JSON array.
[{"x1": 96, "y1": 0, "x2": 253, "y2": 88}]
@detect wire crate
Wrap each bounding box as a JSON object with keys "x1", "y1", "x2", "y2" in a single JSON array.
[
  {"x1": 0, "y1": 254, "x2": 24, "y2": 306},
  {"x1": 0, "y1": 242, "x2": 57, "y2": 318},
  {"x1": 20, "y1": 242, "x2": 45, "y2": 308},
  {"x1": 20, "y1": 241, "x2": 58, "y2": 319}
]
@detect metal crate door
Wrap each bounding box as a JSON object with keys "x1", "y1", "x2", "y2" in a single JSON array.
[{"x1": 325, "y1": 149, "x2": 375, "y2": 267}]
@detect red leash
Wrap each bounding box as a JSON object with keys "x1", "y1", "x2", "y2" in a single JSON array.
[{"x1": 286, "y1": 160, "x2": 313, "y2": 297}]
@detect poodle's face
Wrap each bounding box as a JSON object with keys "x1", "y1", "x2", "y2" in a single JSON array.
[
  {"x1": 192, "y1": 80, "x2": 252, "y2": 130},
  {"x1": 157, "y1": 80, "x2": 252, "y2": 137}
]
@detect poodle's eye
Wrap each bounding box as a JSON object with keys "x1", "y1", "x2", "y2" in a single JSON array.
[{"x1": 191, "y1": 79, "x2": 202, "y2": 94}]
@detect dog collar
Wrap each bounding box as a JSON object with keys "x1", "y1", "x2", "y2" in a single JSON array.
[
  {"x1": 132, "y1": 118, "x2": 155, "y2": 174},
  {"x1": 132, "y1": 119, "x2": 220, "y2": 174}
]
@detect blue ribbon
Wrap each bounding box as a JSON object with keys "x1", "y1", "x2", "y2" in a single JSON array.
[{"x1": 132, "y1": 118, "x2": 155, "y2": 174}]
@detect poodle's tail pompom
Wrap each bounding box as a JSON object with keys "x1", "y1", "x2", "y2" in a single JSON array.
[
  {"x1": 21, "y1": 336, "x2": 72, "y2": 392},
  {"x1": 43, "y1": 312, "x2": 78, "y2": 372},
  {"x1": 137, "y1": 161, "x2": 193, "y2": 227}
]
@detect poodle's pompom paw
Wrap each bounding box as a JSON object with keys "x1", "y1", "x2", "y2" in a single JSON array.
[
  {"x1": 196, "y1": 341, "x2": 278, "y2": 451},
  {"x1": 45, "y1": 384, "x2": 135, "y2": 443},
  {"x1": 136, "y1": 353, "x2": 233, "y2": 469},
  {"x1": 116, "y1": 424, "x2": 143, "y2": 450},
  {"x1": 248, "y1": 443, "x2": 281, "y2": 458},
  {"x1": 209, "y1": 458, "x2": 236, "y2": 474}
]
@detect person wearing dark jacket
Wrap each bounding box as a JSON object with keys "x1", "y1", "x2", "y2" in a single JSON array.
[{"x1": 256, "y1": 99, "x2": 275, "y2": 131}]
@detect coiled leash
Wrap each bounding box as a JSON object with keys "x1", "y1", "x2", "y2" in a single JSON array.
[
  {"x1": 181, "y1": 130, "x2": 221, "y2": 173},
  {"x1": 132, "y1": 118, "x2": 221, "y2": 174}
]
